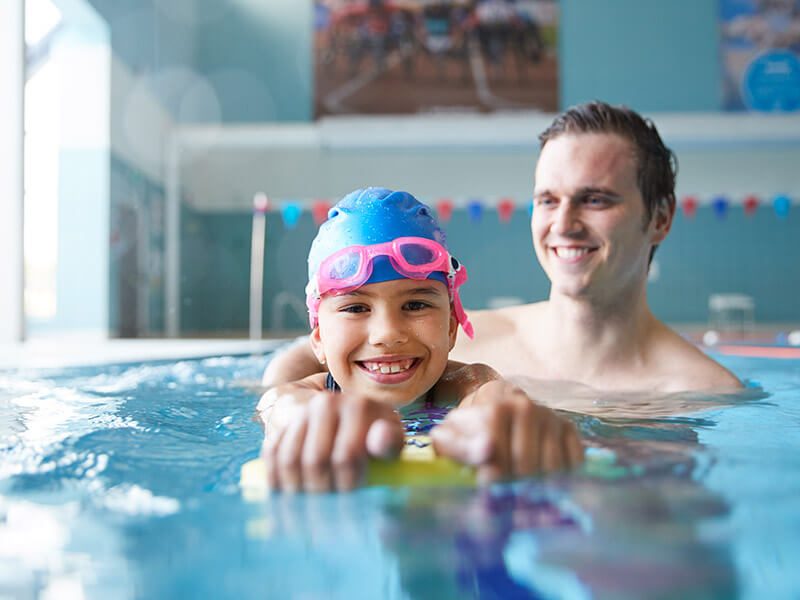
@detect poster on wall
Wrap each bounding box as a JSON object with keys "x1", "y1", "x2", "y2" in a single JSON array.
[
  {"x1": 313, "y1": 0, "x2": 559, "y2": 117},
  {"x1": 721, "y1": 0, "x2": 800, "y2": 111}
]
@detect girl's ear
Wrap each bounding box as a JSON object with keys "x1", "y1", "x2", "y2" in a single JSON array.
[
  {"x1": 309, "y1": 326, "x2": 327, "y2": 365},
  {"x1": 447, "y1": 309, "x2": 459, "y2": 351}
]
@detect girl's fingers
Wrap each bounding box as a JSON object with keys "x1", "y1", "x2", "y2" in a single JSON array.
[
  {"x1": 302, "y1": 393, "x2": 339, "y2": 493},
  {"x1": 565, "y1": 422, "x2": 585, "y2": 468},
  {"x1": 432, "y1": 411, "x2": 492, "y2": 465},
  {"x1": 276, "y1": 406, "x2": 309, "y2": 493},
  {"x1": 510, "y1": 399, "x2": 540, "y2": 477},
  {"x1": 539, "y1": 423, "x2": 563, "y2": 473},
  {"x1": 365, "y1": 417, "x2": 405, "y2": 459}
]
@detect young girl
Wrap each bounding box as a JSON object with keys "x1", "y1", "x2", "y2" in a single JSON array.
[{"x1": 257, "y1": 188, "x2": 582, "y2": 492}]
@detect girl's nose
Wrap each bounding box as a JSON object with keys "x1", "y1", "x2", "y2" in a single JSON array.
[{"x1": 368, "y1": 308, "x2": 409, "y2": 348}]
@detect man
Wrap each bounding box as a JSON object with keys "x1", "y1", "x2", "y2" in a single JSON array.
[{"x1": 263, "y1": 101, "x2": 741, "y2": 395}]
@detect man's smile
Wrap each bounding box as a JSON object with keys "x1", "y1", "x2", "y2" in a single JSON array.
[{"x1": 550, "y1": 245, "x2": 598, "y2": 262}]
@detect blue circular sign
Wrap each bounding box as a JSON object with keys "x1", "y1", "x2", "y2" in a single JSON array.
[{"x1": 742, "y1": 50, "x2": 800, "y2": 112}]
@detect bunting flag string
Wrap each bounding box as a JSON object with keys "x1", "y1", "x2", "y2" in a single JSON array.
[
  {"x1": 743, "y1": 195, "x2": 759, "y2": 216},
  {"x1": 712, "y1": 196, "x2": 729, "y2": 220},
  {"x1": 497, "y1": 198, "x2": 514, "y2": 223},
  {"x1": 311, "y1": 200, "x2": 331, "y2": 225},
  {"x1": 681, "y1": 196, "x2": 698, "y2": 218},
  {"x1": 436, "y1": 199, "x2": 454, "y2": 223},
  {"x1": 248, "y1": 194, "x2": 796, "y2": 229},
  {"x1": 467, "y1": 199, "x2": 483, "y2": 223},
  {"x1": 281, "y1": 202, "x2": 302, "y2": 229},
  {"x1": 774, "y1": 194, "x2": 791, "y2": 218}
]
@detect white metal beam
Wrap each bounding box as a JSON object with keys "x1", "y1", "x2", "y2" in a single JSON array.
[{"x1": 0, "y1": 0, "x2": 25, "y2": 343}]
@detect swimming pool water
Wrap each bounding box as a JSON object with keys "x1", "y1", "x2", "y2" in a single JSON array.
[{"x1": 1, "y1": 351, "x2": 798, "y2": 599}]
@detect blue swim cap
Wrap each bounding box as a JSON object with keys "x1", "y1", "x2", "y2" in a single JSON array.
[{"x1": 307, "y1": 187, "x2": 449, "y2": 287}]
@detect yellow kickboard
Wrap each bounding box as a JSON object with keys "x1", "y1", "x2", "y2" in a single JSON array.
[
  {"x1": 240, "y1": 442, "x2": 619, "y2": 498},
  {"x1": 240, "y1": 435, "x2": 476, "y2": 498}
]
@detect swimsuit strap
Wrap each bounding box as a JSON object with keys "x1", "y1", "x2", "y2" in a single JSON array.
[{"x1": 325, "y1": 372, "x2": 341, "y2": 392}]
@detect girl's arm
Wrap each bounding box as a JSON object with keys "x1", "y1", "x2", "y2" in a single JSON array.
[
  {"x1": 429, "y1": 360, "x2": 501, "y2": 406},
  {"x1": 431, "y1": 373, "x2": 584, "y2": 481},
  {"x1": 255, "y1": 372, "x2": 328, "y2": 436}
]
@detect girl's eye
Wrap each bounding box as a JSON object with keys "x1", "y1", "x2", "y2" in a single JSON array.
[
  {"x1": 404, "y1": 300, "x2": 432, "y2": 311},
  {"x1": 340, "y1": 304, "x2": 368, "y2": 314}
]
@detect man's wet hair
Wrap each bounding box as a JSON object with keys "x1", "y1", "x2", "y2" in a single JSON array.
[{"x1": 539, "y1": 101, "x2": 677, "y2": 263}]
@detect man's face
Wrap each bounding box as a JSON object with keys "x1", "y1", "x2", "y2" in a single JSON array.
[{"x1": 531, "y1": 132, "x2": 669, "y2": 303}]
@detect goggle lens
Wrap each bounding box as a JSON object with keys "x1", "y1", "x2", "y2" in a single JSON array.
[
  {"x1": 326, "y1": 252, "x2": 361, "y2": 280},
  {"x1": 398, "y1": 242, "x2": 437, "y2": 266}
]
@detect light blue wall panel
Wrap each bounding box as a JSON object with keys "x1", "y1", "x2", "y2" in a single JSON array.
[
  {"x1": 194, "y1": 0, "x2": 313, "y2": 122},
  {"x1": 560, "y1": 0, "x2": 721, "y2": 111},
  {"x1": 87, "y1": 0, "x2": 195, "y2": 75}
]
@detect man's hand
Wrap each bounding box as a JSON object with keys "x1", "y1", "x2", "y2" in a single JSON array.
[
  {"x1": 260, "y1": 391, "x2": 405, "y2": 493},
  {"x1": 430, "y1": 380, "x2": 583, "y2": 484}
]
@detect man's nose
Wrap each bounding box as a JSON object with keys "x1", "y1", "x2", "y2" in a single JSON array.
[
  {"x1": 369, "y1": 309, "x2": 408, "y2": 347},
  {"x1": 551, "y1": 200, "x2": 582, "y2": 235}
]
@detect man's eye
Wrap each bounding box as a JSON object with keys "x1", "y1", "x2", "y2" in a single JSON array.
[
  {"x1": 536, "y1": 197, "x2": 556, "y2": 206},
  {"x1": 584, "y1": 196, "x2": 607, "y2": 206}
]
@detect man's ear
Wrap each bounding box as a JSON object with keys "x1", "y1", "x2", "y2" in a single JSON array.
[
  {"x1": 447, "y1": 310, "x2": 459, "y2": 351},
  {"x1": 649, "y1": 197, "x2": 674, "y2": 245},
  {"x1": 309, "y1": 326, "x2": 327, "y2": 366}
]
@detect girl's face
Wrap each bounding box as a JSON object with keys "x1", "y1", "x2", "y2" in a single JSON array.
[{"x1": 310, "y1": 278, "x2": 458, "y2": 407}]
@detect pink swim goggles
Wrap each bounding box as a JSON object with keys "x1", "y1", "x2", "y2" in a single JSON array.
[{"x1": 306, "y1": 236, "x2": 474, "y2": 338}]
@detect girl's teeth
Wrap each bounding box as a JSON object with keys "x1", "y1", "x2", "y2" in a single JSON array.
[{"x1": 365, "y1": 359, "x2": 413, "y2": 373}]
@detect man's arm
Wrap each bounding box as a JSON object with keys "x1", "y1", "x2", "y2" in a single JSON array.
[{"x1": 262, "y1": 336, "x2": 326, "y2": 386}]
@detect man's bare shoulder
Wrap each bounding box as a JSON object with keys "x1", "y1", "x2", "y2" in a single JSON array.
[
  {"x1": 651, "y1": 325, "x2": 742, "y2": 392},
  {"x1": 452, "y1": 302, "x2": 545, "y2": 362}
]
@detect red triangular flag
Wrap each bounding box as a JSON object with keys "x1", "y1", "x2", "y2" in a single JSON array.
[
  {"x1": 497, "y1": 198, "x2": 514, "y2": 223},
  {"x1": 437, "y1": 199, "x2": 454, "y2": 223},
  {"x1": 682, "y1": 196, "x2": 698, "y2": 218},
  {"x1": 312, "y1": 200, "x2": 331, "y2": 225},
  {"x1": 743, "y1": 195, "x2": 759, "y2": 216}
]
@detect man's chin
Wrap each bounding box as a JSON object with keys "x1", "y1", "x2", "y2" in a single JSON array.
[{"x1": 551, "y1": 280, "x2": 594, "y2": 300}]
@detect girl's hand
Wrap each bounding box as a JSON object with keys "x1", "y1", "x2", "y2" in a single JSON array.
[
  {"x1": 261, "y1": 391, "x2": 404, "y2": 493},
  {"x1": 430, "y1": 380, "x2": 583, "y2": 483}
]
